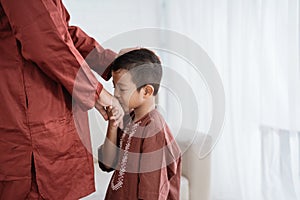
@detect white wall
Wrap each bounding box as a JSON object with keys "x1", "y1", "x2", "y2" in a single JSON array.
[{"x1": 64, "y1": 0, "x2": 162, "y2": 42}]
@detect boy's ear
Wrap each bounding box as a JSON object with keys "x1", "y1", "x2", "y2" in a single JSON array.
[{"x1": 143, "y1": 85, "x2": 154, "y2": 97}]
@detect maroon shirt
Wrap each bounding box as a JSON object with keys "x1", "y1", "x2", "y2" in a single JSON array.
[
  {"x1": 99, "y1": 109, "x2": 182, "y2": 200},
  {"x1": 0, "y1": 0, "x2": 115, "y2": 199}
]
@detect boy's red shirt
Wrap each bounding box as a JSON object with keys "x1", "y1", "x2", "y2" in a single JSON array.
[{"x1": 99, "y1": 109, "x2": 182, "y2": 200}]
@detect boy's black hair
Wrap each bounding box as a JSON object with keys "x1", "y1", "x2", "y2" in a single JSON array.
[{"x1": 109, "y1": 48, "x2": 162, "y2": 96}]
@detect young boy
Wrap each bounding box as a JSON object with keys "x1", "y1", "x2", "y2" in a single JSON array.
[{"x1": 98, "y1": 48, "x2": 181, "y2": 200}]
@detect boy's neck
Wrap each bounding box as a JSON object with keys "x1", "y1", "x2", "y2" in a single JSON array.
[{"x1": 133, "y1": 98, "x2": 156, "y2": 122}]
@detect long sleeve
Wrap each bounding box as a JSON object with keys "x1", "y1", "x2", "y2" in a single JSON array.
[
  {"x1": 62, "y1": 4, "x2": 116, "y2": 80},
  {"x1": 1, "y1": 0, "x2": 99, "y2": 110},
  {"x1": 68, "y1": 26, "x2": 116, "y2": 80}
]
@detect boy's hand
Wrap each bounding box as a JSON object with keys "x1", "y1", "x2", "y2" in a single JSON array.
[
  {"x1": 107, "y1": 106, "x2": 123, "y2": 128},
  {"x1": 95, "y1": 88, "x2": 124, "y2": 129}
]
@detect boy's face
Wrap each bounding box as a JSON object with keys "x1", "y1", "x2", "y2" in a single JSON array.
[{"x1": 112, "y1": 69, "x2": 143, "y2": 113}]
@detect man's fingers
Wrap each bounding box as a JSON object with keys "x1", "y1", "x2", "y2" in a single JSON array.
[
  {"x1": 107, "y1": 106, "x2": 113, "y2": 112},
  {"x1": 96, "y1": 94, "x2": 124, "y2": 129},
  {"x1": 111, "y1": 108, "x2": 119, "y2": 116},
  {"x1": 109, "y1": 108, "x2": 121, "y2": 119},
  {"x1": 109, "y1": 112, "x2": 121, "y2": 121},
  {"x1": 98, "y1": 106, "x2": 108, "y2": 121}
]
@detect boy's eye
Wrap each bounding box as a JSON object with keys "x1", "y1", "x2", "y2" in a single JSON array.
[{"x1": 114, "y1": 85, "x2": 127, "y2": 92}]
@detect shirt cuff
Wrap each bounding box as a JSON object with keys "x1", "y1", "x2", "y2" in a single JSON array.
[{"x1": 95, "y1": 82, "x2": 103, "y2": 102}]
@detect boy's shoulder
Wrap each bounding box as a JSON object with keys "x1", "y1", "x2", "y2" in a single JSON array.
[
  {"x1": 138, "y1": 109, "x2": 182, "y2": 169},
  {"x1": 139, "y1": 109, "x2": 170, "y2": 137},
  {"x1": 139, "y1": 109, "x2": 180, "y2": 149}
]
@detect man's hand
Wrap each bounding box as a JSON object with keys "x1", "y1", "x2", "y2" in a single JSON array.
[{"x1": 95, "y1": 88, "x2": 124, "y2": 129}]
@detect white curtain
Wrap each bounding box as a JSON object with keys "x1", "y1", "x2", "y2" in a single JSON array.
[
  {"x1": 260, "y1": 126, "x2": 300, "y2": 200},
  {"x1": 64, "y1": 0, "x2": 300, "y2": 199},
  {"x1": 161, "y1": 0, "x2": 299, "y2": 199}
]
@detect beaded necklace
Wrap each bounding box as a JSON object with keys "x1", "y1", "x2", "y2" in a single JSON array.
[{"x1": 110, "y1": 121, "x2": 141, "y2": 191}]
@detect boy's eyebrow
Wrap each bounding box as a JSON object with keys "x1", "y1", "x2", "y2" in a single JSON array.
[{"x1": 112, "y1": 80, "x2": 127, "y2": 87}]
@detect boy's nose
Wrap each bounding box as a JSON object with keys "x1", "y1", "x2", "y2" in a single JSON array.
[{"x1": 114, "y1": 91, "x2": 120, "y2": 98}]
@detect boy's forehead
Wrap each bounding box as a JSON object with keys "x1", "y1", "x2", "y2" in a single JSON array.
[
  {"x1": 112, "y1": 69, "x2": 132, "y2": 84},
  {"x1": 112, "y1": 68, "x2": 128, "y2": 75}
]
